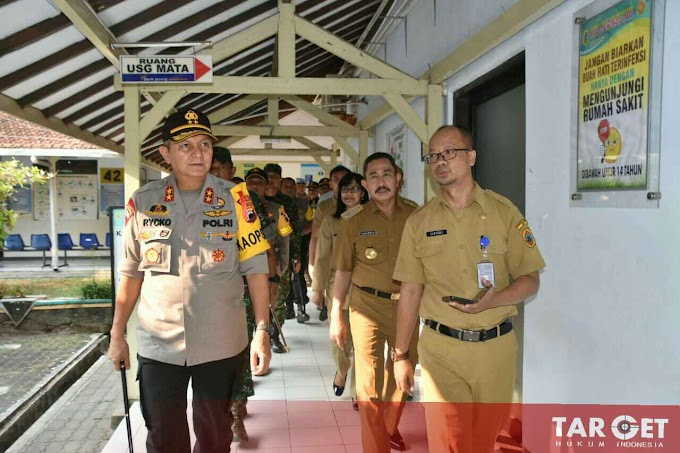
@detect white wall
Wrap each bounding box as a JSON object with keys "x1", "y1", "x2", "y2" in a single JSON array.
[{"x1": 361, "y1": 0, "x2": 680, "y2": 406}]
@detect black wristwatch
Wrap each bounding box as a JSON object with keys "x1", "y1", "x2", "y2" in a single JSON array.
[{"x1": 269, "y1": 276, "x2": 281, "y2": 284}]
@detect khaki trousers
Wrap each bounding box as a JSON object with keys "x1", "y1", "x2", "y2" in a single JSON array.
[
  {"x1": 419, "y1": 324, "x2": 517, "y2": 453},
  {"x1": 349, "y1": 289, "x2": 418, "y2": 453},
  {"x1": 330, "y1": 308, "x2": 356, "y2": 398}
]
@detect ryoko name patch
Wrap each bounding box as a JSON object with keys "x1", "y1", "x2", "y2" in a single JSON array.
[{"x1": 426, "y1": 229, "x2": 447, "y2": 237}]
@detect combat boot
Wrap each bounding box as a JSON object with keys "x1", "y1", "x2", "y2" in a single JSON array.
[{"x1": 231, "y1": 400, "x2": 248, "y2": 442}]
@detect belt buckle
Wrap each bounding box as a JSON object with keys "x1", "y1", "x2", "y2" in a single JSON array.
[
  {"x1": 458, "y1": 329, "x2": 482, "y2": 342},
  {"x1": 390, "y1": 293, "x2": 400, "y2": 300}
]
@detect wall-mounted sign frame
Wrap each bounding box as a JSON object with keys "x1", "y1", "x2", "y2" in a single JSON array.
[{"x1": 570, "y1": 0, "x2": 664, "y2": 208}]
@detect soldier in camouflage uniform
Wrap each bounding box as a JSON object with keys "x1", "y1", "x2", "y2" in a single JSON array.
[
  {"x1": 264, "y1": 164, "x2": 304, "y2": 329},
  {"x1": 210, "y1": 150, "x2": 277, "y2": 443}
]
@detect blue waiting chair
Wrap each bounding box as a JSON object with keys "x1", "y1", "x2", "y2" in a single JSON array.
[
  {"x1": 105, "y1": 232, "x2": 112, "y2": 248},
  {"x1": 4, "y1": 234, "x2": 25, "y2": 251},
  {"x1": 79, "y1": 233, "x2": 101, "y2": 250},
  {"x1": 31, "y1": 234, "x2": 52, "y2": 268},
  {"x1": 57, "y1": 233, "x2": 75, "y2": 267}
]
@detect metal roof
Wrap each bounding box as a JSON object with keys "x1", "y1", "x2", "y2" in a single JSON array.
[{"x1": 0, "y1": 0, "x2": 403, "y2": 168}]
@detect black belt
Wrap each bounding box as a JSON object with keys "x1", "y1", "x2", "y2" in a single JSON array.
[
  {"x1": 355, "y1": 285, "x2": 400, "y2": 300},
  {"x1": 424, "y1": 319, "x2": 512, "y2": 342}
]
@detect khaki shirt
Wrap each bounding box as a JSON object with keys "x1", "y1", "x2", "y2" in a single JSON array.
[
  {"x1": 312, "y1": 196, "x2": 337, "y2": 231},
  {"x1": 313, "y1": 215, "x2": 340, "y2": 292},
  {"x1": 334, "y1": 200, "x2": 417, "y2": 294},
  {"x1": 119, "y1": 174, "x2": 269, "y2": 366},
  {"x1": 393, "y1": 184, "x2": 546, "y2": 329}
]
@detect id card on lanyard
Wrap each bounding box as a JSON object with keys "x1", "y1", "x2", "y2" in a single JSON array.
[{"x1": 477, "y1": 235, "x2": 495, "y2": 288}]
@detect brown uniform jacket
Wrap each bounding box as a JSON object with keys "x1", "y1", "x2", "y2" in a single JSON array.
[
  {"x1": 393, "y1": 184, "x2": 545, "y2": 329},
  {"x1": 334, "y1": 199, "x2": 417, "y2": 294}
]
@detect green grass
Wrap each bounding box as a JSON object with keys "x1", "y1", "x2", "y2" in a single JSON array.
[
  {"x1": 577, "y1": 178, "x2": 646, "y2": 190},
  {"x1": 0, "y1": 278, "x2": 111, "y2": 299}
]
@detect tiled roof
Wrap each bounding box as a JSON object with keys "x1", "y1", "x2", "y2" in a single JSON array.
[{"x1": 0, "y1": 111, "x2": 99, "y2": 150}]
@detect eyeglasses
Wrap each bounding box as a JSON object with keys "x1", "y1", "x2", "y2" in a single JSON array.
[
  {"x1": 341, "y1": 186, "x2": 362, "y2": 194},
  {"x1": 422, "y1": 148, "x2": 472, "y2": 164}
]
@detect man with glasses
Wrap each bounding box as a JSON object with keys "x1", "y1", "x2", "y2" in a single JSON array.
[
  {"x1": 392, "y1": 126, "x2": 545, "y2": 452},
  {"x1": 330, "y1": 153, "x2": 418, "y2": 453}
]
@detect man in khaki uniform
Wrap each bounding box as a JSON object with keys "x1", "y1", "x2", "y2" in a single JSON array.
[
  {"x1": 393, "y1": 126, "x2": 545, "y2": 453},
  {"x1": 331, "y1": 153, "x2": 418, "y2": 453},
  {"x1": 107, "y1": 109, "x2": 272, "y2": 453}
]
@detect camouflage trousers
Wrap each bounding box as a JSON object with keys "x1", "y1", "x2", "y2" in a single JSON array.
[
  {"x1": 274, "y1": 270, "x2": 291, "y2": 328},
  {"x1": 235, "y1": 297, "x2": 255, "y2": 401}
]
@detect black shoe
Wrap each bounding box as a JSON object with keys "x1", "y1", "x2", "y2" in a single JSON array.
[
  {"x1": 286, "y1": 306, "x2": 296, "y2": 319},
  {"x1": 319, "y1": 306, "x2": 328, "y2": 321},
  {"x1": 270, "y1": 335, "x2": 286, "y2": 353},
  {"x1": 332, "y1": 372, "x2": 346, "y2": 396},
  {"x1": 389, "y1": 430, "x2": 406, "y2": 451}
]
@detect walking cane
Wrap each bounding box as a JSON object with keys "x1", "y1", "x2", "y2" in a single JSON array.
[
  {"x1": 119, "y1": 360, "x2": 135, "y2": 453},
  {"x1": 269, "y1": 305, "x2": 289, "y2": 352}
]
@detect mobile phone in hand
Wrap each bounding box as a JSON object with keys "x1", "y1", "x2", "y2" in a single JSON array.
[{"x1": 442, "y1": 288, "x2": 488, "y2": 305}]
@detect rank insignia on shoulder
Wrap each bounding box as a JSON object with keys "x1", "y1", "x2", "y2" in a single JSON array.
[
  {"x1": 521, "y1": 227, "x2": 536, "y2": 248},
  {"x1": 203, "y1": 187, "x2": 215, "y2": 204},
  {"x1": 146, "y1": 204, "x2": 169, "y2": 216},
  {"x1": 341, "y1": 204, "x2": 363, "y2": 220},
  {"x1": 516, "y1": 219, "x2": 529, "y2": 230},
  {"x1": 212, "y1": 249, "x2": 225, "y2": 262},
  {"x1": 164, "y1": 185, "x2": 175, "y2": 203}
]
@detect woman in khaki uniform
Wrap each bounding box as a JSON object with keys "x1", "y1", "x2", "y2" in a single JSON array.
[{"x1": 311, "y1": 173, "x2": 368, "y2": 405}]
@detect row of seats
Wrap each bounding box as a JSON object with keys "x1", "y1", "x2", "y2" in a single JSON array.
[{"x1": 3, "y1": 233, "x2": 111, "y2": 268}]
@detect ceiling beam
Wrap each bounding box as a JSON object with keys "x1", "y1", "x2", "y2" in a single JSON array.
[
  {"x1": 200, "y1": 14, "x2": 280, "y2": 64},
  {"x1": 277, "y1": 1, "x2": 296, "y2": 78},
  {"x1": 139, "y1": 91, "x2": 186, "y2": 141},
  {"x1": 209, "y1": 94, "x2": 268, "y2": 124},
  {"x1": 284, "y1": 95, "x2": 351, "y2": 128},
  {"x1": 52, "y1": 0, "x2": 161, "y2": 106},
  {"x1": 360, "y1": 0, "x2": 567, "y2": 129},
  {"x1": 294, "y1": 14, "x2": 416, "y2": 82},
  {"x1": 211, "y1": 125, "x2": 358, "y2": 137},
  {"x1": 335, "y1": 137, "x2": 359, "y2": 164},
  {"x1": 383, "y1": 93, "x2": 428, "y2": 143},
  {"x1": 115, "y1": 75, "x2": 429, "y2": 96}
]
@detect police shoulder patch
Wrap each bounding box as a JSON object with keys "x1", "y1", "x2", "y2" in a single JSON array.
[{"x1": 341, "y1": 204, "x2": 363, "y2": 220}]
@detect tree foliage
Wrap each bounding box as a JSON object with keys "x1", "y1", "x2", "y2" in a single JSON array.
[{"x1": 0, "y1": 159, "x2": 51, "y2": 242}]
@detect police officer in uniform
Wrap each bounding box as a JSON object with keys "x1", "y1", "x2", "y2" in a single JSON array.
[
  {"x1": 330, "y1": 153, "x2": 418, "y2": 453},
  {"x1": 393, "y1": 126, "x2": 545, "y2": 453},
  {"x1": 108, "y1": 109, "x2": 272, "y2": 453}
]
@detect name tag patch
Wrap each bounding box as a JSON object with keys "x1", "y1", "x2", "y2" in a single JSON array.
[
  {"x1": 426, "y1": 229, "x2": 447, "y2": 237},
  {"x1": 360, "y1": 230, "x2": 376, "y2": 236}
]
